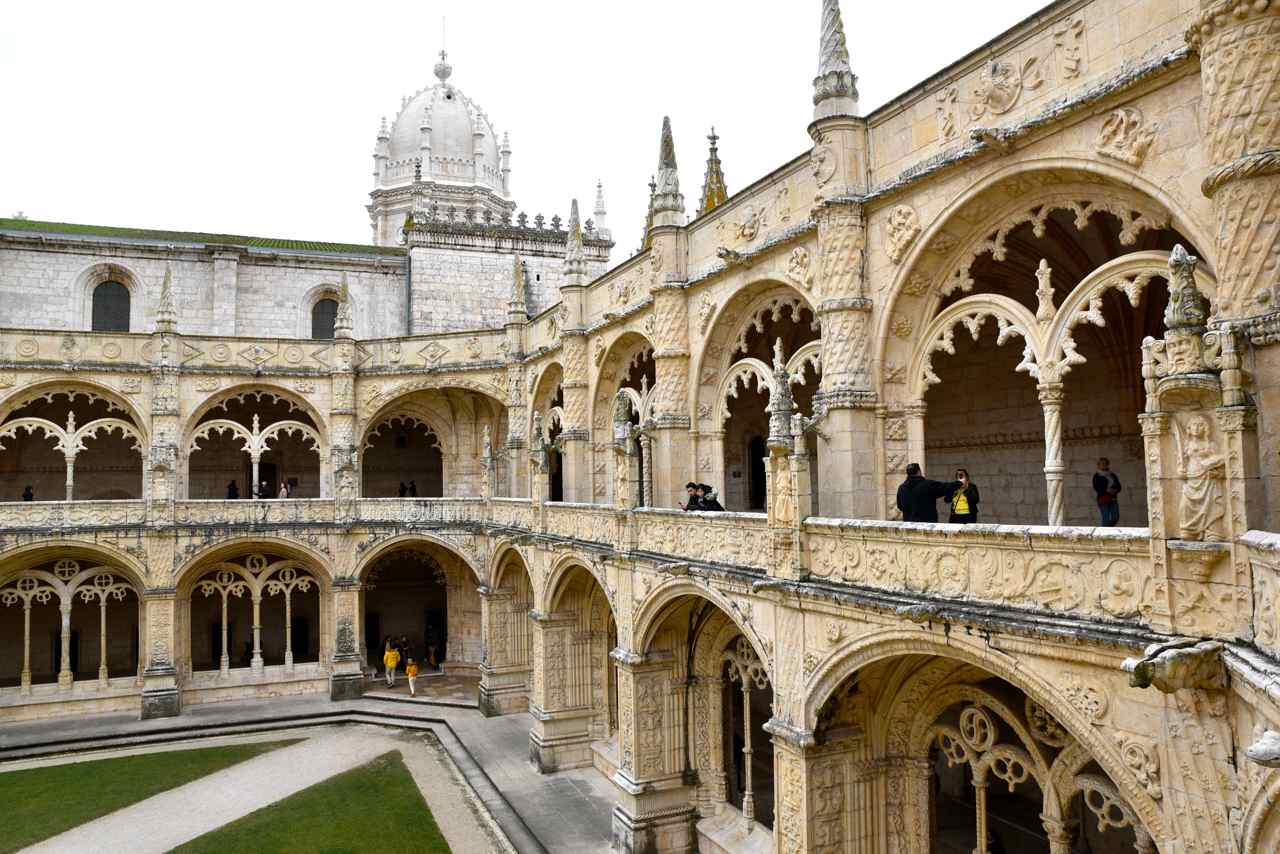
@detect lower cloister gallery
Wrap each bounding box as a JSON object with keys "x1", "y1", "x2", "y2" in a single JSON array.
[{"x1": 5, "y1": 0, "x2": 1280, "y2": 851}]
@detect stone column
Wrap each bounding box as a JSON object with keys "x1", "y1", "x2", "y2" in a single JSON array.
[
  {"x1": 1190, "y1": 3, "x2": 1280, "y2": 319},
  {"x1": 812, "y1": 211, "x2": 880, "y2": 520},
  {"x1": 649, "y1": 281, "x2": 693, "y2": 510},
  {"x1": 57, "y1": 596, "x2": 72, "y2": 689},
  {"x1": 771, "y1": 732, "x2": 813, "y2": 854},
  {"x1": 609, "y1": 651, "x2": 697, "y2": 854},
  {"x1": 19, "y1": 600, "x2": 32, "y2": 695},
  {"x1": 973, "y1": 775, "x2": 990, "y2": 854},
  {"x1": 478, "y1": 586, "x2": 531, "y2": 716},
  {"x1": 140, "y1": 592, "x2": 181, "y2": 719},
  {"x1": 527, "y1": 610, "x2": 593, "y2": 772},
  {"x1": 97, "y1": 595, "x2": 110, "y2": 686},
  {"x1": 329, "y1": 311, "x2": 358, "y2": 508},
  {"x1": 329, "y1": 580, "x2": 364, "y2": 701},
  {"x1": 1040, "y1": 814, "x2": 1077, "y2": 854},
  {"x1": 560, "y1": 332, "x2": 591, "y2": 503},
  {"x1": 1038, "y1": 382, "x2": 1066, "y2": 526},
  {"x1": 250, "y1": 592, "x2": 264, "y2": 674},
  {"x1": 63, "y1": 451, "x2": 75, "y2": 501}
]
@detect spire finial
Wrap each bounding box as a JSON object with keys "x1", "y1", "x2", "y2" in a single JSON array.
[
  {"x1": 334, "y1": 273, "x2": 354, "y2": 338},
  {"x1": 564, "y1": 198, "x2": 586, "y2": 282},
  {"x1": 813, "y1": 0, "x2": 859, "y2": 119},
  {"x1": 700, "y1": 126, "x2": 729, "y2": 215},
  {"x1": 650, "y1": 117, "x2": 684, "y2": 225},
  {"x1": 155, "y1": 263, "x2": 177, "y2": 333}
]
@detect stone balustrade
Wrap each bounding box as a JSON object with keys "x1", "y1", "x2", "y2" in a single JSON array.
[
  {"x1": 633, "y1": 507, "x2": 770, "y2": 571},
  {"x1": 0, "y1": 499, "x2": 149, "y2": 532},
  {"x1": 1, "y1": 495, "x2": 1273, "y2": 642},
  {"x1": 804, "y1": 518, "x2": 1164, "y2": 632}
]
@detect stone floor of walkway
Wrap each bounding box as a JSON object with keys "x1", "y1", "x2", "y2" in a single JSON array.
[
  {"x1": 365, "y1": 671, "x2": 480, "y2": 706},
  {"x1": 0, "y1": 694, "x2": 616, "y2": 854}
]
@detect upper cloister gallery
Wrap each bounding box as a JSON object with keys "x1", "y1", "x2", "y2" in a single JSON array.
[{"x1": 3, "y1": 0, "x2": 1280, "y2": 851}]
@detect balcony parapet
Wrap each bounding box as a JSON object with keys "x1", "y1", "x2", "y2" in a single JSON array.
[
  {"x1": 2, "y1": 497, "x2": 1275, "y2": 648},
  {"x1": 804, "y1": 518, "x2": 1159, "y2": 628}
]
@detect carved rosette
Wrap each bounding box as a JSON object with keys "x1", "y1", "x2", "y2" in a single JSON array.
[{"x1": 1191, "y1": 3, "x2": 1280, "y2": 316}]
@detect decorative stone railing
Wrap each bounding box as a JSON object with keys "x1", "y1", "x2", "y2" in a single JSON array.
[
  {"x1": 633, "y1": 507, "x2": 770, "y2": 571},
  {"x1": 543, "y1": 502, "x2": 618, "y2": 546},
  {"x1": 352, "y1": 497, "x2": 486, "y2": 525},
  {"x1": 175, "y1": 499, "x2": 338, "y2": 526},
  {"x1": 7, "y1": 496, "x2": 1280, "y2": 644},
  {"x1": 1244, "y1": 531, "x2": 1280, "y2": 659},
  {"x1": 0, "y1": 327, "x2": 151, "y2": 369},
  {"x1": 805, "y1": 519, "x2": 1158, "y2": 628},
  {"x1": 0, "y1": 499, "x2": 148, "y2": 531},
  {"x1": 490, "y1": 497, "x2": 535, "y2": 531}
]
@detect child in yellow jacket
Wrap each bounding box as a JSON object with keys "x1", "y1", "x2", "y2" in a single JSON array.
[
  {"x1": 383, "y1": 643, "x2": 400, "y2": 687},
  {"x1": 405, "y1": 659, "x2": 419, "y2": 697}
]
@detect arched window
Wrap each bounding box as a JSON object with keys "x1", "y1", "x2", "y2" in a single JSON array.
[
  {"x1": 311, "y1": 298, "x2": 338, "y2": 339},
  {"x1": 91, "y1": 282, "x2": 131, "y2": 332}
]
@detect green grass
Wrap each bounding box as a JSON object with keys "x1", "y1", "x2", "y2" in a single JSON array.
[
  {"x1": 0, "y1": 739, "x2": 299, "y2": 853},
  {"x1": 172, "y1": 750, "x2": 451, "y2": 854}
]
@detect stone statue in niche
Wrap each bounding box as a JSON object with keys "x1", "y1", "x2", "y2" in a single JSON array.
[
  {"x1": 1176, "y1": 414, "x2": 1226, "y2": 542},
  {"x1": 614, "y1": 447, "x2": 630, "y2": 509},
  {"x1": 773, "y1": 460, "x2": 796, "y2": 528}
]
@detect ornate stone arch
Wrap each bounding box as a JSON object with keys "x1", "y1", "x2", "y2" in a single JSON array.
[
  {"x1": 349, "y1": 533, "x2": 484, "y2": 588},
  {"x1": 803, "y1": 628, "x2": 1165, "y2": 842},
  {"x1": 590, "y1": 331, "x2": 656, "y2": 434},
  {"x1": 184, "y1": 384, "x2": 326, "y2": 444},
  {"x1": 693, "y1": 280, "x2": 817, "y2": 432},
  {"x1": 75, "y1": 260, "x2": 146, "y2": 332},
  {"x1": 0, "y1": 379, "x2": 148, "y2": 434},
  {"x1": 542, "y1": 554, "x2": 614, "y2": 617},
  {"x1": 0, "y1": 542, "x2": 149, "y2": 593},
  {"x1": 905, "y1": 294, "x2": 1042, "y2": 401},
  {"x1": 877, "y1": 160, "x2": 1212, "y2": 398},
  {"x1": 1042, "y1": 249, "x2": 1218, "y2": 369},
  {"x1": 173, "y1": 536, "x2": 336, "y2": 595},
  {"x1": 1242, "y1": 766, "x2": 1280, "y2": 853},
  {"x1": 488, "y1": 541, "x2": 534, "y2": 592},
  {"x1": 361, "y1": 378, "x2": 509, "y2": 435},
  {"x1": 631, "y1": 579, "x2": 771, "y2": 677},
  {"x1": 713, "y1": 357, "x2": 774, "y2": 427}
]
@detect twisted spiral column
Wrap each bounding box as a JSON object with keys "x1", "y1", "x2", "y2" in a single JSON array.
[{"x1": 1039, "y1": 383, "x2": 1066, "y2": 526}]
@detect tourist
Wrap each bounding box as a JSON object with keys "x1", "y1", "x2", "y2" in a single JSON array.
[
  {"x1": 405, "y1": 658, "x2": 419, "y2": 697},
  {"x1": 383, "y1": 639, "x2": 400, "y2": 687},
  {"x1": 285, "y1": 476, "x2": 296, "y2": 497},
  {"x1": 698, "y1": 484, "x2": 725, "y2": 512},
  {"x1": 408, "y1": 479, "x2": 418, "y2": 497},
  {"x1": 681, "y1": 482, "x2": 700, "y2": 511},
  {"x1": 398, "y1": 481, "x2": 408, "y2": 497},
  {"x1": 22, "y1": 485, "x2": 33, "y2": 501},
  {"x1": 946, "y1": 468, "x2": 980, "y2": 524},
  {"x1": 257, "y1": 479, "x2": 270, "y2": 500},
  {"x1": 277, "y1": 480, "x2": 289, "y2": 499},
  {"x1": 896, "y1": 463, "x2": 959, "y2": 523},
  {"x1": 226, "y1": 480, "x2": 239, "y2": 500},
  {"x1": 1093, "y1": 457, "x2": 1122, "y2": 526}
]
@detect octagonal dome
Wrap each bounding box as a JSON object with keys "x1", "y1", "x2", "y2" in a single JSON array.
[{"x1": 379, "y1": 52, "x2": 506, "y2": 194}]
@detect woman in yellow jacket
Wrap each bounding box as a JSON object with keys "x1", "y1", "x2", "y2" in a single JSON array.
[{"x1": 382, "y1": 640, "x2": 401, "y2": 687}]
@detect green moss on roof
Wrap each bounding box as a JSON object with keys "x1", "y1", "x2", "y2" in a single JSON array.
[{"x1": 0, "y1": 218, "x2": 406, "y2": 257}]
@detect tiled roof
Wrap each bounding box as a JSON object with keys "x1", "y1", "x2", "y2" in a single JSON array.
[{"x1": 0, "y1": 218, "x2": 406, "y2": 257}]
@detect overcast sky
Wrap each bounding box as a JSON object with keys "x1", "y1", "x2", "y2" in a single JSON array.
[{"x1": 0, "y1": 0, "x2": 1047, "y2": 256}]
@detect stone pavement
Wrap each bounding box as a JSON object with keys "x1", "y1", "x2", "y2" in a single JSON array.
[{"x1": 1, "y1": 695, "x2": 615, "y2": 854}]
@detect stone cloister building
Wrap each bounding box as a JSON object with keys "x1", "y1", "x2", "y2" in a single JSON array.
[{"x1": 3, "y1": 0, "x2": 1280, "y2": 851}]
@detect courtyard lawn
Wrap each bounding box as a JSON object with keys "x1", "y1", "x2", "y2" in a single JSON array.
[
  {"x1": 0, "y1": 739, "x2": 298, "y2": 853},
  {"x1": 172, "y1": 750, "x2": 450, "y2": 854}
]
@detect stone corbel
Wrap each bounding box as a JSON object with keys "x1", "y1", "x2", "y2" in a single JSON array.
[{"x1": 1122, "y1": 639, "x2": 1227, "y2": 693}]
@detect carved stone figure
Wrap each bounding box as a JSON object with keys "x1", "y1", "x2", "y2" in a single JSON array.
[
  {"x1": 1176, "y1": 415, "x2": 1226, "y2": 542},
  {"x1": 885, "y1": 206, "x2": 922, "y2": 264}
]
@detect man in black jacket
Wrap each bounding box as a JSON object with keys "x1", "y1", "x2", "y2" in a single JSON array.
[
  {"x1": 1092, "y1": 457, "x2": 1121, "y2": 526},
  {"x1": 896, "y1": 463, "x2": 959, "y2": 523}
]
